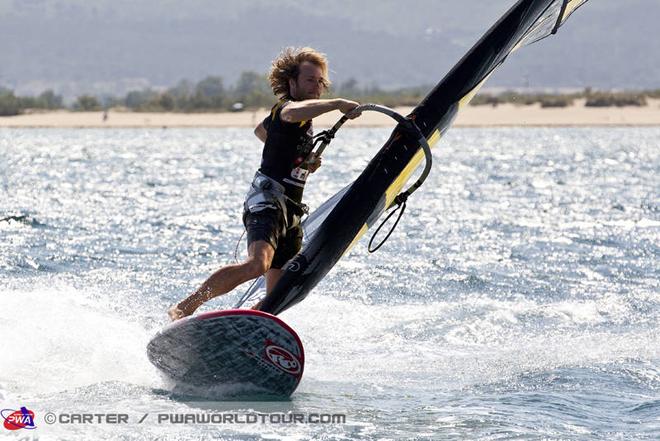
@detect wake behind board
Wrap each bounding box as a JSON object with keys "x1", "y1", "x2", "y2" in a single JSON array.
[{"x1": 147, "y1": 309, "x2": 304, "y2": 397}]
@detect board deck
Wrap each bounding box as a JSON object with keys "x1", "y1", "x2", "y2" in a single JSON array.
[{"x1": 147, "y1": 309, "x2": 304, "y2": 397}]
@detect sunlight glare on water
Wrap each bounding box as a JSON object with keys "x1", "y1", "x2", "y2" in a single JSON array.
[{"x1": 1, "y1": 127, "x2": 658, "y2": 439}]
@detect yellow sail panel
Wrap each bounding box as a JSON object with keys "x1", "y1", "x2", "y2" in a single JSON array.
[
  {"x1": 560, "y1": 0, "x2": 588, "y2": 25},
  {"x1": 385, "y1": 129, "x2": 442, "y2": 207},
  {"x1": 458, "y1": 71, "x2": 495, "y2": 109},
  {"x1": 344, "y1": 128, "x2": 441, "y2": 255},
  {"x1": 344, "y1": 224, "x2": 369, "y2": 256}
]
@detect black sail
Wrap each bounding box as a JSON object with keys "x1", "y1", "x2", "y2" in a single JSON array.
[{"x1": 259, "y1": 0, "x2": 589, "y2": 315}]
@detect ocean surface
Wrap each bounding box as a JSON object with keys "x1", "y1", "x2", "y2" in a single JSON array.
[{"x1": 1, "y1": 126, "x2": 658, "y2": 440}]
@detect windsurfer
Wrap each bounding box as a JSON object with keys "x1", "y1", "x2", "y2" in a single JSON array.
[{"x1": 168, "y1": 47, "x2": 360, "y2": 320}]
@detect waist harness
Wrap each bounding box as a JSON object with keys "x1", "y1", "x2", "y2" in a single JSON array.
[{"x1": 243, "y1": 171, "x2": 308, "y2": 235}]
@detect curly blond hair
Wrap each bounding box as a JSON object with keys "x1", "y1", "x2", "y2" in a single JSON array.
[{"x1": 268, "y1": 47, "x2": 331, "y2": 97}]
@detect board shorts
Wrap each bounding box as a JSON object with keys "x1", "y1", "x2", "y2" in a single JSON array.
[{"x1": 243, "y1": 208, "x2": 303, "y2": 269}]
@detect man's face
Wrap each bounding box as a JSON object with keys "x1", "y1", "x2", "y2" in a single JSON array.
[{"x1": 289, "y1": 61, "x2": 324, "y2": 100}]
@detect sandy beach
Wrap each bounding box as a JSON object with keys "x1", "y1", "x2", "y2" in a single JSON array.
[{"x1": 1, "y1": 99, "x2": 658, "y2": 128}]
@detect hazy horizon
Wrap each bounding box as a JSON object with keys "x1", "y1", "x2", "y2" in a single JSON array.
[{"x1": 1, "y1": 0, "x2": 657, "y2": 99}]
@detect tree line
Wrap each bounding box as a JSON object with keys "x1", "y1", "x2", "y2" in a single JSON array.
[
  {"x1": 470, "y1": 88, "x2": 653, "y2": 108},
  {"x1": 1, "y1": 72, "x2": 659, "y2": 116}
]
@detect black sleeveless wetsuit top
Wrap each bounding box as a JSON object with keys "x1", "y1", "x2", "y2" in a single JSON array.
[{"x1": 259, "y1": 100, "x2": 313, "y2": 204}]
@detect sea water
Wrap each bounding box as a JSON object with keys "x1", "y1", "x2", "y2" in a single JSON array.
[{"x1": 1, "y1": 126, "x2": 658, "y2": 440}]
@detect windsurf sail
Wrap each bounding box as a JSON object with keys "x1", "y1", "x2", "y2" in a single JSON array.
[{"x1": 240, "y1": 0, "x2": 589, "y2": 314}]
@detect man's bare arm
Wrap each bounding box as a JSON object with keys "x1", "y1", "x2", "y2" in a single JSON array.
[
  {"x1": 281, "y1": 98, "x2": 360, "y2": 123},
  {"x1": 254, "y1": 122, "x2": 267, "y2": 142}
]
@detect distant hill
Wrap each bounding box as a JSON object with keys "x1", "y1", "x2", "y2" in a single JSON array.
[{"x1": 0, "y1": 0, "x2": 657, "y2": 98}]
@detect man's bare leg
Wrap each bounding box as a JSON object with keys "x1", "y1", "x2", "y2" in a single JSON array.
[
  {"x1": 168, "y1": 240, "x2": 274, "y2": 320},
  {"x1": 265, "y1": 268, "x2": 284, "y2": 293},
  {"x1": 251, "y1": 267, "x2": 284, "y2": 311}
]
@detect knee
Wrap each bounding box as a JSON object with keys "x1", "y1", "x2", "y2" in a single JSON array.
[{"x1": 245, "y1": 258, "x2": 269, "y2": 278}]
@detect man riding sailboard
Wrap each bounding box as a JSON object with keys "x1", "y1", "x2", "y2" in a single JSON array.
[{"x1": 168, "y1": 47, "x2": 360, "y2": 320}]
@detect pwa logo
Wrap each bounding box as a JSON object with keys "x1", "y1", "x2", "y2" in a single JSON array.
[
  {"x1": 1, "y1": 407, "x2": 37, "y2": 431},
  {"x1": 264, "y1": 343, "x2": 301, "y2": 376}
]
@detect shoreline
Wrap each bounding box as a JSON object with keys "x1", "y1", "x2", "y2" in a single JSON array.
[{"x1": 1, "y1": 99, "x2": 659, "y2": 128}]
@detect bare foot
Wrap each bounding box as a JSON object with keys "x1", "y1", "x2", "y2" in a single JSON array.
[{"x1": 168, "y1": 304, "x2": 190, "y2": 321}]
